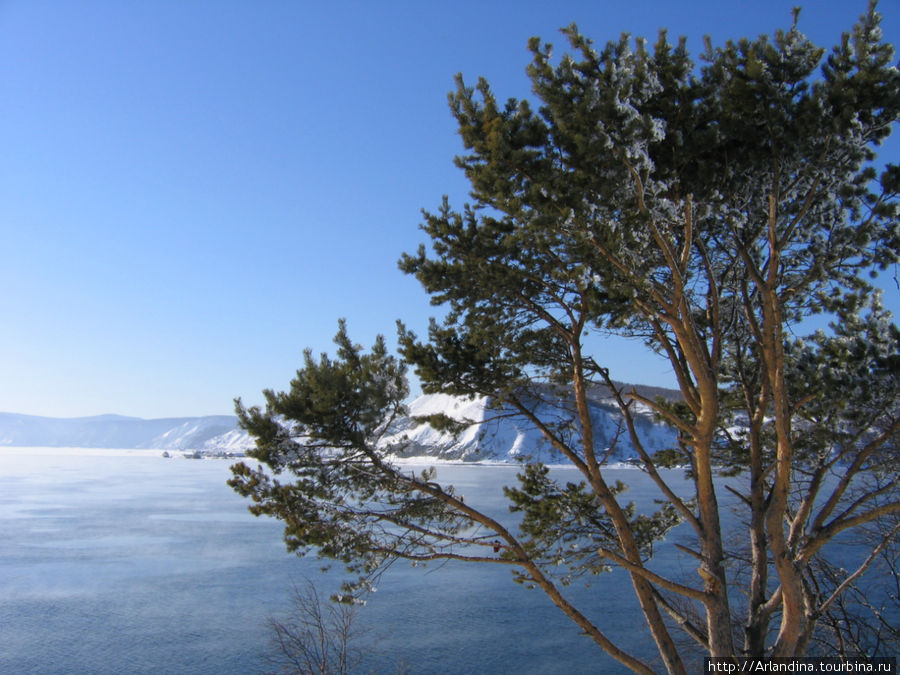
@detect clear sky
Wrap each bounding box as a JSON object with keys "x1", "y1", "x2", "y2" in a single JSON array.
[{"x1": 1, "y1": 0, "x2": 899, "y2": 419}]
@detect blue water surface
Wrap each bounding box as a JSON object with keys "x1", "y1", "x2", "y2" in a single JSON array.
[
  {"x1": 4, "y1": 449, "x2": 888, "y2": 674},
  {"x1": 0, "y1": 449, "x2": 674, "y2": 673}
]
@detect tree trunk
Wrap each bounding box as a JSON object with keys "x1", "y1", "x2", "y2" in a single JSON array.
[{"x1": 572, "y1": 345, "x2": 687, "y2": 674}]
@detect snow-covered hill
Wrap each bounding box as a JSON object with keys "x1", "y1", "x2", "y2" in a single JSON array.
[
  {"x1": 380, "y1": 389, "x2": 677, "y2": 463},
  {"x1": 1, "y1": 384, "x2": 678, "y2": 462}
]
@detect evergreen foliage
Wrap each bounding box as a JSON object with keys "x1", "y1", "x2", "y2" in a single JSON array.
[{"x1": 231, "y1": 4, "x2": 899, "y2": 671}]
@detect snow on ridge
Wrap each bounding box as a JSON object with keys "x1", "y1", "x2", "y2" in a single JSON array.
[
  {"x1": 381, "y1": 391, "x2": 677, "y2": 463},
  {"x1": 0, "y1": 387, "x2": 678, "y2": 463},
  {"x1": 140, "y1": 416, "x2": 244, "y2": 450},
  {"x1": 0, "y1": 412, "x2": 254, "y2": 452}
]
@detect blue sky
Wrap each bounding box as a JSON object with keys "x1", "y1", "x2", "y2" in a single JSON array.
[{"x1": 1, "y1": 0, "x2": 898, "y2": 419}]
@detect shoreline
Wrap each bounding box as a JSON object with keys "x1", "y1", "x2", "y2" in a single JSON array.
[{"x1": 0, "y1": 445, "x2": 654, "y2": 469}]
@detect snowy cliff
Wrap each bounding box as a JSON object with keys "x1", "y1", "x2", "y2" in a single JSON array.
[{"x1": 380, "y1": 389, "x2": 677, "y2": 463}]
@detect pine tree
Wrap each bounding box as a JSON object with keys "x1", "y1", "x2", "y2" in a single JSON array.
[{"x1": 231, "y1": 4, "x2": 899, "y2": 671}]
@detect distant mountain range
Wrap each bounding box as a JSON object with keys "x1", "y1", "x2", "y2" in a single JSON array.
[
  {"x1": 0, "y1": 382, "x2": 680, "y2": 462},
  {"x1": 0, "y1": 412, "x2": 250, "y2": 452}
]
